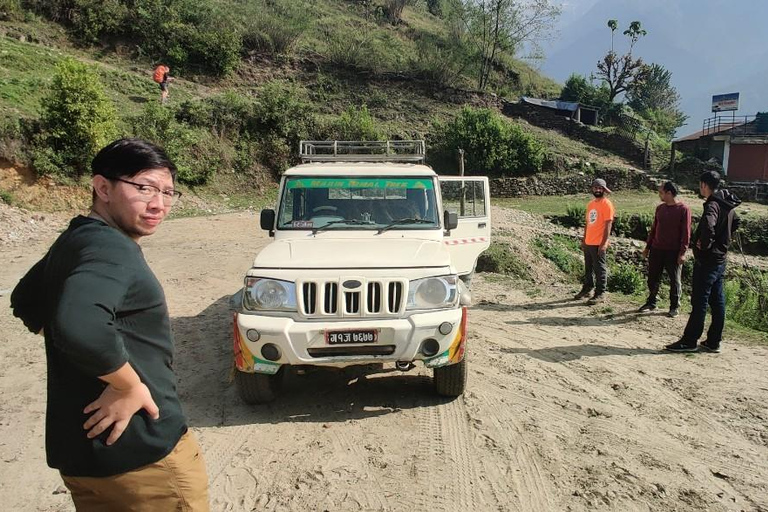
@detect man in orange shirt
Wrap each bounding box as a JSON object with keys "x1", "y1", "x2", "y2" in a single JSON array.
[{"x1": 574, "y1": 179, "x2": 615, "y2": 304}]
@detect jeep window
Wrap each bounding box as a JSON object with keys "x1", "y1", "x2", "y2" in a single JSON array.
[
  {"x1": 277, "y1": 177, "x2": 440, "y2": 231},
  {"x1": 440, "y1": 180, "x2": 487, "y2": 218}
]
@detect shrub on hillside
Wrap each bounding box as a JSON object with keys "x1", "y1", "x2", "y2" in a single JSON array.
[
  {"x1": 0, "y1": 0, "x2": 23, "y2": 21},
  {"x1": 724, "y1": 268, "x2": 768, "y2": 333},
  {"x1": 409, "y1": 37, "x2": 468, "y2": 87},
  {"x1": 734, "y1": 216, "x2": 768, "y2": 256},
  {"x1": 532, "y1": 235, "x2": 582, "y2": 282},
  {"x1": 476, "y1": 241, "x2": 531, "y2": 280},
  {"x1": 24, "y1": 0, "x2": 241, "y2": 76},
  {"x1": 129, "y1": 103, "x2": 211, "y2": 185},
  {"x1": 34, "y1": 58, "x2": 117, "y2": 178},
  {"x1": 323, "y1": 105, "x2": 384, "y2": 141},
  {"x1": 241, "y1": 2, "x2": 309, "y2": 56},
  {"x1": 612, "y1": 212, "x2": 653, "y2": 240},
  {"x1": 429, "y1": 107, "x2": 545, "y2": 177},
  {"x1": 607, "y1": 262, "x2": 644, "y2": 295}
]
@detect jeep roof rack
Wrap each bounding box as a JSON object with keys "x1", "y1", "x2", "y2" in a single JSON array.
[{"x1": 299, "y1": 140, "x2": 426, "y2": 163}]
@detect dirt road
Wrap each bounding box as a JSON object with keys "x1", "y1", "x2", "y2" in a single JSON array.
[{"x1": 1, "y1": 207, "x2": 767, "y2": 511}]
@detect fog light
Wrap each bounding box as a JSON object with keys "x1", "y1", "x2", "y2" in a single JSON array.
[
  {"x1": 261, "y1": 343, "x2": 281, "y2": 361},
  {"x1": 438, "y1": 322, "x2": 453, "y2": 335},
  {"x1": 421, "y1": 338, "x2": 440, "y2": 357},
  {"x1": 246, "y1": 329, "x2": 261, "y2": 342}
]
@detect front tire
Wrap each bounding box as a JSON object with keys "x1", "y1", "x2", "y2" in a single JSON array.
[
  {"x1": 433, "y1": 357, "x2": 467, "y2": 397},
  {"x1": 235, "y1": 368, "x2": 283, "y2": 404}
]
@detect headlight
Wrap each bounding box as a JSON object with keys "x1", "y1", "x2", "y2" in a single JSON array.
[
  {"x1": 243, "y1": 278, "x2": 297, "y2": 312},
  {"x1": 407, "y1": 275, "x2": 458, "y2": 310}
]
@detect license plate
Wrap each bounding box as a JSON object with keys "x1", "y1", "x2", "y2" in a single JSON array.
[{"x1": 326, "y1": 329, "x2": 378, "y2": 344}]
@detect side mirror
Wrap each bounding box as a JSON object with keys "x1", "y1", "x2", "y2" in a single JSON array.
[
  {"x1": 260, "y1": 209, "x2": 276, "y2": 235},
  {"x1": 444, "y1": 210, "x2": 458, "y2": 231}
]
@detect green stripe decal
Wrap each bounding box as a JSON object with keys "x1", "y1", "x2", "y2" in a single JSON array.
[{"x1": 287, "y1": 178, "x2": 433, "y2": 190}]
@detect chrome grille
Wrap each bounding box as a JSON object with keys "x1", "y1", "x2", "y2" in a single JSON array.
[{"x1": 299, "y1": 279, "x2": 406, "y2": 317}]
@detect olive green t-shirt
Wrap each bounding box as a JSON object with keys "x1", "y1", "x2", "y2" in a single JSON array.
[{"x1": 11, "y1": 216, "x2": 187, "y2": 477}]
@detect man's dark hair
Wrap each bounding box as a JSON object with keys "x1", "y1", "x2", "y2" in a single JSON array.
[
  {"x1": 699, "y1": 170, "x2": 721, "y2": 191},
  {"x1": 661, "y1": 181, "x2": 679, "y2": 196},
  {"x1": 92, "y1": 138, "x2": 177, "y2": 181}
]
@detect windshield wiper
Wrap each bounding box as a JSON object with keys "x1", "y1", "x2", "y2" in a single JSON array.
[
  {"x1": 377, "y1": 218, "x2": 434, "y2": 234},
  {"x1": 312, "y1": 218, "x2": 376, "y2": 234}
]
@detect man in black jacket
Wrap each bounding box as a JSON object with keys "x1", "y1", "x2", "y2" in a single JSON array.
[
  {"x1": 11, "y1": 139, "x2": 209, "y2": 510},
  {"x1": 665, "y1": 170, "x2": 741, "y2": 353}
]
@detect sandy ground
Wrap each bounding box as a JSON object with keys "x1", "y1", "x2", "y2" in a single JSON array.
[{"x1": 1, "y1": 206, "x2": 767, "y2": 512}]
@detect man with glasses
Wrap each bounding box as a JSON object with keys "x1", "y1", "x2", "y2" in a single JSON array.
[{"x1": 11, "y1": 138, "x2": 208, "y2": 510}]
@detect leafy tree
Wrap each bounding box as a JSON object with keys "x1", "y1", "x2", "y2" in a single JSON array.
[
  {"x1": 447, "y1": 0, "x2": 561, "y2": 90},
  {"x1": 430, "y1": 106, "x2": 544, "y2": 176},
  {"x1": 35, "y1": 58, "x2": 117, "y2": 177},
  {"x1": 626, "y1": 63, "x2": 687, "y2": 138},
  {"x1": 595, "y1": 20, "x2": 649, "y2": 102}
]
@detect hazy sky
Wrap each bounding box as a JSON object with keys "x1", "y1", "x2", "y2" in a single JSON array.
[{"x1": 538, "y1": 0, "x2": 767, "y2": 136}]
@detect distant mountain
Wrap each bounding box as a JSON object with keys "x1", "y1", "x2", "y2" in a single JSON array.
[{"x1": 541, "y1": 0, "x2": 768, "y2": 135}]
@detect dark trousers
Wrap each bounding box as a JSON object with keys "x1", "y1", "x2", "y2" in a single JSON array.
[
  {"x1": 581, "y1": 245, "x2": 607, "y2": 295},
  {"x1": 646, "y1": 248, "x2": 682, "y2": 308},
  {"x1": 681, "y1": 260, "x2": 727, "y2": 346}
]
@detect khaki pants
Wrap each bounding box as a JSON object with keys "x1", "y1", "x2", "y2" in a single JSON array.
[{"x1": 62, "y1": 430, "x2": 209, "y2": 512}]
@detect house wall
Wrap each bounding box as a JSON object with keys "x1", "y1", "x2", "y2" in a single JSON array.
[{"x1": 727, "y1": 144, "x2": 768, "y2": 181}]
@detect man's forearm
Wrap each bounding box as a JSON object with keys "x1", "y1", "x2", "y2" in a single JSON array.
[{"x1": 99, "y1": 362, "x2": 142, "y2": 391}]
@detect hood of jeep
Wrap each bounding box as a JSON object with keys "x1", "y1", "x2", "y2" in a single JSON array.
[{"x1": 252, "y1": 238, "x2": 450, "y2": 269}]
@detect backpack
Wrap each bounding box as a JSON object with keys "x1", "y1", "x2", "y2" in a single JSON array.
[{"x1": 152, "y1": 66, "x2": 168, "y2": 83}]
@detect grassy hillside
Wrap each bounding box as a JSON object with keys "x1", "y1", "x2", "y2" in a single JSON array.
[{"x1": 0, "y1": 1, "x2": 644, "y2": 214}]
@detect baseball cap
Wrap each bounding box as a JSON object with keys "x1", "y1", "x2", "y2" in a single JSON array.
[{"x1": 591, "y1": 178, "x2": 612, "y2": 193}]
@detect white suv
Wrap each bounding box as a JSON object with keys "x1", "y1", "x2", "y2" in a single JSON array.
[{"x1": 232, "y1": 141, "x2": 490, "y2": 403}]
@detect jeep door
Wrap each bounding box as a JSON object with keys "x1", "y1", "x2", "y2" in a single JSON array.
[{"x1": 438, "y1": 177, "x2": 491, "y2": 276}]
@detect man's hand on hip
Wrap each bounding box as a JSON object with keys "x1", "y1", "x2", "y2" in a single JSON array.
[{"x1": 83, "y1": 382, "x2": 160, "y2": 445}]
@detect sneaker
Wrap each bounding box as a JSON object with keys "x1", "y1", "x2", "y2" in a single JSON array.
[
  {"x1": 638, "y1": 303, "x2": 657, "y2": 312},
  {"x1": 664, "y1": 340, "x2": 698, "y2": 352},
  {"x1": 587, "y1": 293, "x2": 605, "y2": 305},
  {"x1": 698, "y1": 341, "x2": 721, "y2": 353},
  {"x1": 573, "y1": 289, "x2": 591, "y2": 300},
  {"x1": 667, "y1": 308, "x2": 679, "y2": 318}
]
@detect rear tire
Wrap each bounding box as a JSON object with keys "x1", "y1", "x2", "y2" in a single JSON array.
[
  {"x1": 433, "y1": 357, "x2": 467, "y2": 397},
  {"x1": 235, "y1": 368, "x2": 283, "y2": 404}
]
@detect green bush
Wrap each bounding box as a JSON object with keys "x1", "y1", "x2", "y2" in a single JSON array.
[
  {"x1": 476, "y1": 241, "x2": 531, "y2": 280},
  {"x1": 320, "y1": 22, "x2": 381, "y2": 73},
  {"x1": 429, "y1": 107, "x2": 545, "y2": 177},
  {"x1": 612, "y1": 212, "x2": 653, "y2": 240},
  {"x1": 241, "y1": 2, "x2": 309, "y2": 56},
  {"x1": 533, "y1": 234, "x2": 582, "y2": 282},
  {"x1": 607, "y1": 262, "x2": 644, "y2": 295},
  {"x1": 563, "y1": 204, "x2": 586, "y2": 228},
  {"x1": 734, "y1": 216, "x2": 768, "y2": 256},
  {"x1": 724, "y1": 268, "x2": 768, "y2": 332},
  {"x1": 323, "y1": 105, "x2": 384, "y2": 141},
  {"x1": 35, "y1": 58, "x2": 117, "y2": 178},
  {"x1": 26, "y1": 0, "x2": 241, "y2": 77},
  {"x1": 129, "y1": 103, "x2": 205, "y2": 185},
  {"x1": 0, "y1": 0, "x2": 23, "y2": 21}
]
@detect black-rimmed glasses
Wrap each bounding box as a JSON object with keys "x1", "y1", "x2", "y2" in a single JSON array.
[{"x1": 111, "y1": 178, "x2": 182, "y2": 206}]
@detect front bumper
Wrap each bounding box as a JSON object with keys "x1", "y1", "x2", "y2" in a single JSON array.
[{"x1": 234, "y1": 307, "x2": 468, "y2": 374}]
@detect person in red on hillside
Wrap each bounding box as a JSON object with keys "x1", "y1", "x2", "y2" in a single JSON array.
[
  {"x1": 639, "y1": 181, "x2": 692, "y2": 318},
  {"x1": 153, "y1": 64, "x2": 172, "y2": 104}
]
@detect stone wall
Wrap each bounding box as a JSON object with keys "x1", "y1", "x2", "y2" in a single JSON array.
[
  {"x1": 490, "y1": 169, "x2": 656, "y2": 197},
  {"x1": 502, "y1": 101, "x2": 646, "y2": 166}
]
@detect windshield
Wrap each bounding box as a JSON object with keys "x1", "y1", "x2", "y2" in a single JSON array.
[{"x1": 277, "y1": 176, "x2": 440, "y2": 231}]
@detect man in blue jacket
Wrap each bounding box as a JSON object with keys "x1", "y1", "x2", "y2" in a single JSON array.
[{"x1": 666, "y1": 171, "x2": 741, "y2": 353}]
